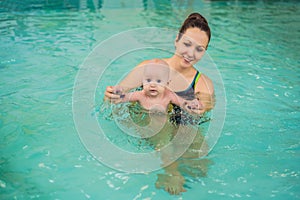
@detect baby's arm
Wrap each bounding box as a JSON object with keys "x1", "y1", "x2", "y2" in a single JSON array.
[
  {"x1": 112, "y1": 86, "x2": 141, "y2": 103},
  {"x1": 168, "y1": 90, "x2": 204, "y2": 114}
]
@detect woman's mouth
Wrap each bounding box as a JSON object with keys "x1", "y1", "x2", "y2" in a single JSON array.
[
  {"x1": 183, "y1": 56, "x2": 192, "y2": 64},
  {"x1": 183, "y1": 58, "x2": 191, "y2": 64}
]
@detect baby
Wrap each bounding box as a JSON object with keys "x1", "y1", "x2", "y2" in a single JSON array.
[{"x1": 112, "y1": 59, "x2": 202, "y2": 113}]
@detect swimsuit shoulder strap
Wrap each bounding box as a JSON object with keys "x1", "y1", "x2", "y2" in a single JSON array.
[
  {"x1": 192, "y1": 71, "x2": 201, "y2": 89},
  {"x1": 174, "y1": 70, "x2": 201, "y2": 98}
]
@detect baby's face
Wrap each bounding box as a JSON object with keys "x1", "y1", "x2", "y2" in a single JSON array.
[
  {"x1": 143, "y1": 71, "x2": 168, "y2": 86},
  {"x1": 142, "y1": 67, "x2": 169, "y2": 96}
]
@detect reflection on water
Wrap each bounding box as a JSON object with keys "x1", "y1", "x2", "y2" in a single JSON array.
[
  {"x1": 0, "y1": 0, "x2": 103, "y2": 11},
  {"x1": 0, "y1": 0, "x2": 199, "y2": 11},
  {"x1": 99, "y1": 101, "x2": 214, "y2": 182}
]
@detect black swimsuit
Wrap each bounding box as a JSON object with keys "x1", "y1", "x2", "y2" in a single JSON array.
[
  {"x1": 169, "y1": 71, "x2": 202, "y2": 125},
  {"x1": 175, "y1": 71, "x2": 201, "y2": 100}
]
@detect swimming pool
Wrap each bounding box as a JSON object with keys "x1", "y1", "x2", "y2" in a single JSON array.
[{"x1": 0, "y1": 0, "x2": 299, "y2": 199}]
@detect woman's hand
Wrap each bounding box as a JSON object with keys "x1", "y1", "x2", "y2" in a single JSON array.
[
  {"x1": 184, "y1": 99, "x2": 205, "y2": 114},
  {"x1": 104, "y1": 86, "x2": 122, "y2": 103},
  {"x1": 195, "y1": 92, "x2": 215, "y2": 113}
]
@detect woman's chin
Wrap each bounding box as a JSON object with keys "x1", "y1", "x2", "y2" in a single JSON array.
[{"x1": 181, "y1": 59, "x2": 192, "y2": 67}]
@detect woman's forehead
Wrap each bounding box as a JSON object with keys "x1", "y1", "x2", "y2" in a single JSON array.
[{"x1": 182, "y1": 28, "x2": 209, "y2": 47}]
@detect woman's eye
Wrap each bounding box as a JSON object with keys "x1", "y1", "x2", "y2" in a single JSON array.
[
  {"x1": 184, "y1": 42, "x2": 191, "y2": 47},
  {"x1": 196, "y1": 47, "x2": 204, "y2": 52},
  {"x1": 146, "y1": 79, "x2": 151, "y2": 82}
]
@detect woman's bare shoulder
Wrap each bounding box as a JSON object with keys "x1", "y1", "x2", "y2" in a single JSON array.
[
  {"x1": 196, "y1": 73, "x2": 214, "y2": 95},
  {"x1": 138, "y1": 58, "x2": 168, "y2": 66},
  {"x1": 137, "y1": 60, "x2": 151, "y2": 66},
  {"x1": 138, "y1": 58, "x2": 161, "y2": 65}
]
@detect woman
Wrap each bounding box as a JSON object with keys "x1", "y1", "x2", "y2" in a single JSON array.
[
  {"x1": 105, "y1": 13, "x2": 214, "y2": 113},
  {"x1": 105, "y1": 13, "x2": 215, "y2": 195}
]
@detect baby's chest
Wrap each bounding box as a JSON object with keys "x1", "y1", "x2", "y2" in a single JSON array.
[{"x1": 142, "y1": 99, "x2": 169, "y2": 112}]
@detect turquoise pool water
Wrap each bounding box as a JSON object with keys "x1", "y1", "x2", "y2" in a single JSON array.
[{"x1": 1, "y1": 0, "x2": 299, "y2": 199}]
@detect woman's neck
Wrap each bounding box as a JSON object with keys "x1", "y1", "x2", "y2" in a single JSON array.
[{"x1": 166, "y1": 55, "x2": 194, "y2": 76}]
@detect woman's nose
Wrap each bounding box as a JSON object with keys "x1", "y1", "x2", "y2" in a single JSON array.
[{"x1": 187, "y1": 47, "x2": 194, "y2": 57}]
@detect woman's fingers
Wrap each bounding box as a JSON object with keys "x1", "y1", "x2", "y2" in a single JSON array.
[
  {"x1": 185, "y1": 99, "x2": 203, "y2": 111},
  {"x1": 104, "y1": 86, "x2": 121, "y2": 102}
]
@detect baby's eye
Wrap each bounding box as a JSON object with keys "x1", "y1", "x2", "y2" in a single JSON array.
[
  {"x1": 156, "y1": 79, "x2": 161, "y2": 83},
  {"x1": 146, "y1": 79, "x2": 151, "y2": 82}
]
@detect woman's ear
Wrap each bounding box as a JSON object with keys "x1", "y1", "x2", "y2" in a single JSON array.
[
  {"x1": 175, "y1": 34, "x2": 179, "y2": 42},
  {"x1": 174, "y1": 34, "x2": 179, "y2": 49}
]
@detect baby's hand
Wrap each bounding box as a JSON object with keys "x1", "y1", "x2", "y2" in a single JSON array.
[
  {"x1": 110, "y1": 86, "x2": 126, "y2": 104},
  {"x1": 184, "y1": 99, "x2": 204, "y2": 114},
  {"x1": 112, "y1": 86, "x2": 125, "y2": 99}
]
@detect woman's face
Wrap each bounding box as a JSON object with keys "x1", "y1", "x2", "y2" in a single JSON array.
[{"x1": 175, "y1": 27, "x2": 209, "y2": 67}]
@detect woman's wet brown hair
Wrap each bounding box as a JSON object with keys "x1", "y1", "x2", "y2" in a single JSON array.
[{"x1": 177, "y1": 13, "x2": 211, "y2": 46}]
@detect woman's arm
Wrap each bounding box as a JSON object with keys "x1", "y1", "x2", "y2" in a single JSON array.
[
  {"x1": 194, "y1": 74, "x2": 215, "y2": 112},
  {"x1": 109, "y1": 86, "x2": 142, "y2": 103},
  {"x1": 104, "y1": 60, "x2": 149, "y2": 102}
]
